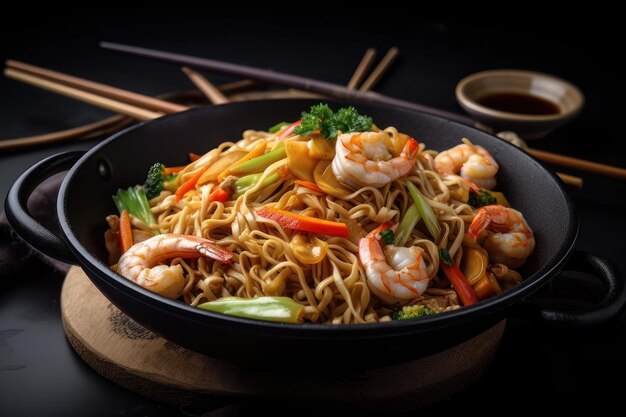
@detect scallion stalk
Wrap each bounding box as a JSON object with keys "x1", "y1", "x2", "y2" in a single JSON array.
[
  {"x1": 395, "y1": 203, "x2": 421, "y2": 246},
  {"x1": 406, "y1": 181, "x2": 440, "y2": 241}
]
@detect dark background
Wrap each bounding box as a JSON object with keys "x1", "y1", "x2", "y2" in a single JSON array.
[{"x1": 1, "y1": 9, "x2": 626, "y2": 416}]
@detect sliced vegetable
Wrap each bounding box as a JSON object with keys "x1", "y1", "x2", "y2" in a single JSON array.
[
  {"x1": 309, "y1": 136, "x2": 335, "y2": 160},
  {"x1": 395, "y1": 203, "x2": 421, "y2": 246},
  {"x1": 234, "y1": 172, "x2": 280, "y2": 196},
  {"x1": 468, "y1": 189, "x2": 497, "y2": 208},
  {"x1": 198, "y1": 296, "x2": 305, "y2": 323},
  {"x1": 119, "y1": 209, "x2": 133, "y2": 253},
  {"x1": 295, "y1": 180, "x2": 324, "y2": 194},
  {"x1": 313, "y1": 159, "x2": 352, "y2": 198},
  {"x1": 256, "y1": 206, "x2": 349, "y2": 237},
  {"x1": 406, "y1": 181, "x2": 441, "y2": 241},
  {"x1": 217, "y1": 141, "x2": 267, "y2": 182},
  {"x1": 230, "y1": 145, "x2": 287, "y2": 176},
  {"x1": 277, "y1": 120, "x2": 302, "y2": 140},
  {"x1": 112, "y1": 186, "x2": 156, "y2": 230},
  {"x1": 175, "y1": 167, "x2": 207, "y2": 202},
  {"x1": 285, "y1": 141, "x2": 319, "y2": 182},
  {"x1": 209, "y1": 184, "x2": 231, "y2": 203},
  {"x1": 163, "y1": 166, "x2": 185, "y2": 175},
  {"x1": 189, "y1": 152, "x2": 201, "y2": 162},
  {"x1": 290, "y1": 234, "x2": 329, "y2": 264},
  {"x1": 491, "y1": 191, "x2": 511, "y2": 207},
  {"x1": 472, "y1": 273, "x2": 502, "y2": 300},
  {"x1": 390, "y1": 304, "x2": 434, "y2": 320},
  {"x1": 269, "y1": 121, "x2": 290, "y2": 134},
  {"x1": 461, "y1": 247, "x2": 489, "y2": 286},
  {"x1": 439, "y1": 248, "x2": 478, "y2": 306},
  {"x1": 198, "y1": 151, "x2": 248, "y2": 185}
]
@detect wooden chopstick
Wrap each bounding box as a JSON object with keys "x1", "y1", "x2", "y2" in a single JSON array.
[
  {"x1": 181, "y1": 66, "x2": 229, "y2": 104},
  {"x1": 556, "y1": 172, "x2": 583, "y2": 188},
  {"x1": 100, "y1": 41, "x2": 474, "y2": 125},
  {"x1": 4, "y1": 68, "x2": 163, "y2": 121},
  {"x1": 529, "y1": 148, "x2": 626, "y2": 181},
  {"x1": 0, "y1": 115, "x2": 129, "y2": 152},
  {"x1": 347, "y1": 49, "x2": 376, "y2": 90},
  {"x1": 359, "y1": 47, "x2": 399, "y2": 92},
  {"x1": 6, "y1": 60, "x2": 188, "y2": 114}
]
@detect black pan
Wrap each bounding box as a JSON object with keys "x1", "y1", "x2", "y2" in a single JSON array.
[{"x1": 6, "y1": 99, "x2": 625, "y2": 367}]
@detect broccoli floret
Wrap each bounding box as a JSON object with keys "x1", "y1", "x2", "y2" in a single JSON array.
[
  {"x1": 468, "y1": 189, "x2": 497, "y2": 208},
  {"x1": 144, "y1": 163, "x2": 176, "y2": 200},
  {"x1": 390, "y1": 305, "x2": 434, "y2": 320}
]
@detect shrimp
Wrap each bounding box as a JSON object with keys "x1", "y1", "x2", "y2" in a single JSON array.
[
  {"x1": 434, "y1": 139, "x2": 499, "y2": 189},
  {"x1": 331, "y1": 131, "x2": 419, "y2": 189},
  {"x1": 359, "y1": 231, "x2": 431, "y2": 304},
  {"x1": 467, "y1": 205, "x2": 535, "y2": 269},
  {"x1": 117, "y1": 234, "x2": 233, "y2": 299}
]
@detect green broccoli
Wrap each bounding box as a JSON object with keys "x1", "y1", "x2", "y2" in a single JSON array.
[
  {"x1": 390, "y1": 305, "x2": 434, "y2": 320},
  {"x1": 468, "y1": 189, "x2": 497, "y2": 208},
  {"x1": 144, "y1": 163, "x2": 176, "y2": 200}
]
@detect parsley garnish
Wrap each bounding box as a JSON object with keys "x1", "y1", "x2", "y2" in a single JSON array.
[
  {"x1": 294, "y1": 103, "x2": 373, "y2": 140},
  {"x1": 380, "y1": 229, "x2": 395, "y2": 245}
]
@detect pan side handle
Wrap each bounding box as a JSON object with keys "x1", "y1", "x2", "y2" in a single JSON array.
[
  {"x1": 522, "y1": 251, "x2": 626, "y2": 327},
  {"x1": 4, "y1": 151, "x2": 85, "y2": 264}
]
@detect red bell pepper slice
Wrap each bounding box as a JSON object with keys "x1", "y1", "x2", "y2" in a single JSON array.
[
  {"x1": 256, "y1": 206, "x2": 349, "y2": 237},
  {"x1": 439, "y1": 248, "x2": 478, "y2": 306}
]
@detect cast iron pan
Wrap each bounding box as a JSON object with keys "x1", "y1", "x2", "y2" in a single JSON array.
[{"x1": 6, "y1": 99, "x2": 626, "y2": 367}]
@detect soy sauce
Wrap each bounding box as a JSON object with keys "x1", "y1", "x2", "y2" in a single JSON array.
[{"x1": 476, "y1": 92, "x2": 560, "y2": 115}]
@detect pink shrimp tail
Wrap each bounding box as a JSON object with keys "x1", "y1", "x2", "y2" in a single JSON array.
[
  {"x1": 465, "y1": 179, "x2": 481, "y2": 193},
  {"x1": 467, "y1": 211, "x2": 491, "y2": 239},
  {"x1": 197, "y1": 242, "x2": 233, "y2": 264},
  {"x1": 403, "y1": 137, "x2": 420, "y2": 158}
]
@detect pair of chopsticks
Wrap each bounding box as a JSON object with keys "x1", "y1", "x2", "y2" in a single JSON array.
[
  {"x1": 4, "y1": 60, "x2": 187, "y2": 121},
  {"x1": 1, "y1": 63, "x2": 255, "y2": 151}
]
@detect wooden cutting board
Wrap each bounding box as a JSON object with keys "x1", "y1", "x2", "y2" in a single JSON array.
[{"x1": 61, "y1": 266, "x2": 505, "y2": 412}]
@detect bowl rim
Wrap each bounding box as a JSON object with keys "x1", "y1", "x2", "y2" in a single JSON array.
[
  {"x1": 57, "y1": 98, "x2": 578, "y2": 336},
  {"x1": 456, "y1": 69, "x2": 585, "y2": 122}
]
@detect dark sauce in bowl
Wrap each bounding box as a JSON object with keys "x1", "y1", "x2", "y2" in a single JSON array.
[{"x1": 476, "y1": 92, "x2": 560, "y2": 115}]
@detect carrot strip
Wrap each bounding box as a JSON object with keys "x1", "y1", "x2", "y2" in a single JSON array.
[
  {"x1": 189, "y1": 152, "x2": 201, "y2": 162},
  {"x1": 119, "y1": 210, "x2": 134, "y2": 253},
  {"x1": 217, "y1": 141, "x2": 267, "y2": 182},
  {"x1": 175, "y1": 167, "x2": 207, "y2": 202},
  {"x1": 163, "y1": 165, "x2": 185, "y2": 175},
  {"x1": 294, "y1": 180, "x2": 324, "y2": 194},
  {"x1": 256, "y1": 206, "x2": 349, "y2": 237}
]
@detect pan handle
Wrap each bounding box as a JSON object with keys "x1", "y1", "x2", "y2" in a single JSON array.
[
  {"x1": 4, "y1": 151, "x2": 85, "y2": 264},
  {"x1": 528, "y1": 251, "x2": 626, "y2": 327}
]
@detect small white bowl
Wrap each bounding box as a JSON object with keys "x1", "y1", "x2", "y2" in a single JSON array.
[{"x1": 456, "y1": 69, "x2": 584, "y2": 139}]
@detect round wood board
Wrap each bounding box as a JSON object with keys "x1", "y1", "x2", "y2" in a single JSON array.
[{"x1": 61, "y1": 266, "x2": 506, "y2": 412}]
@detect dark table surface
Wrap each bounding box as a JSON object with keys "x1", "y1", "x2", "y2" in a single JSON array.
[{"x1": 1, "y1": 12, "x2": 626, "y2": 416}]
